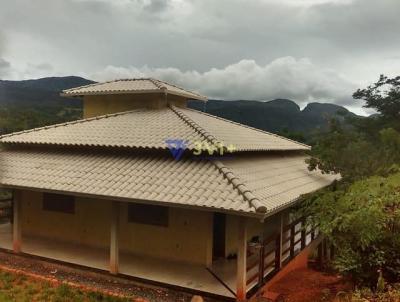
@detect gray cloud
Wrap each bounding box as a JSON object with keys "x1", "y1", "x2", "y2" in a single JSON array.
[
  {"x1": 143, "y1": 0, "x2": 170, "y2": 13},
  {"x1": 0, "y1": 57, "x2": 10, "y2": 77},
  {"x1": 22, "y1": 63, "x2": 54, "y2": 79},
  {"x1": 0, "y1": 0, "x2": 398, "y2": 113},
  {"x1": 91, "y1": 56, "x2": 357, "y2": 106},
  {"x1": 0, "y1": 31, "x2": 10, "y2": 77},
  {"x1": 0, "y1": 31, "x2": 5, "y2": 54},
  {"x1": 3, "y1": 0, "x2": 399, "y2": 72}
]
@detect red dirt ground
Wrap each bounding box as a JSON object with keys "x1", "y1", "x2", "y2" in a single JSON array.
[
  {"x1": 0, "y1": 251, "x2": 221, "y2": 302},
  {"x1": 266, "y1": 267, "x2": 351, "y2": 302}
]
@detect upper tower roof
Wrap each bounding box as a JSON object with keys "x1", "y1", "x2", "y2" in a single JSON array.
[{"x1": 61, "y1": 78, "x2": 207, "y2": 101}]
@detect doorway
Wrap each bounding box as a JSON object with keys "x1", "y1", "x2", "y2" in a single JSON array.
[{"x1": 213, "y1": 213, "x2": 226, "y2": 259}]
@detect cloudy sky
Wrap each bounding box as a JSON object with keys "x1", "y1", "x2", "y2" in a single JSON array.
[{"x1": 0, "y1": 0, "x2": 399, "y2": 114}]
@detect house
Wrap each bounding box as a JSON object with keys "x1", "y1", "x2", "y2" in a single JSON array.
[{"x1": 0, "y1": 79, "x2": 338, "y2": 301}]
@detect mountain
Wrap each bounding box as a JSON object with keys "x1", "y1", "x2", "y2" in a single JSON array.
[
  {"x1": 0, "y1": 76, "x2": 93, "y2": 108},
  {"x1": 0, "y1": 76, "x2": 359, "y2": 141},
  {"x1": 188, "y1": 99, "x2": 358, "y2": 140},
  {"x1": 0, "y1": 76, "x2": 93, "y2": 133}
]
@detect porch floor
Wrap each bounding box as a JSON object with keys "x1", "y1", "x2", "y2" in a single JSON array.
[
  {"x1": 0, "y1": 223, "x2": 235, "y2": 298},
  {"x1": 211, "y1": 258, "x2": 237, "y2": 293}
]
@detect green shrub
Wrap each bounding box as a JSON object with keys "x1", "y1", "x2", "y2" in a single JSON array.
[
  {"x1": 349, "y1": 284, "x2": 400, "y2": 302},
  {"x1": 302, "y1": 173, "x2": 400, "y2": 287}
]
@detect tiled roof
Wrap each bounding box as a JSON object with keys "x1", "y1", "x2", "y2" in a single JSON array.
[
  {"x1": 0, "y1": 108, "x2": 205, "y2": 150},
  {"x1": 0, "y1": 148, "x2": 338, "y2": 217},
  {"x1": 61, "y1": 78, "x2": 207, "y2": 101},
  {"x1": 0, "y1": 106, "x2": 309, "y2": 152},
  {"x1": 0, "y1": 149, "x2": 254, "y2": 214},
  {"x1": 174, "y1": 107, "x2": 310, "y2": 151},
  {"x1": 223, "y1": 154, "x2": 339, "y2": 214}
]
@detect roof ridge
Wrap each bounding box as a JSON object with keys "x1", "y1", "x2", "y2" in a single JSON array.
[
  {"x1": 169, "y1": 105, "x2": 218, "y2": 145},
  {"x1": 152, "y1": 78, "x2": 207, "y2": 100},
  {"x1": 148, "y1": 78, "x2": 166, "y2": 90},
  {"x1": 212, "y1": 160, "x2": 267, "y2": 214},
  {"x1": 181, "y1": 107, "x2": 311, "y2": 150},
  {"x1": 0, "y1": 108, "x2": 148, "y2": 140}
]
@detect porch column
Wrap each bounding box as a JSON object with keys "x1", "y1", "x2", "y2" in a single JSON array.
[
  {"x1": 236, "y1": 217, "x2": 247, "y2": 301},
  {"x1": 205, "y1": 212, "x2": 213, "y2": 268},
  {"x1": 110, "y1": 201, "x2": 120, "y2": 275},
  {"x1": 278, "y1": 212, "x2": 284, "y2": 269},
  {"x1": 12, "y1": 190, "x2": 22, "y2": 253}
]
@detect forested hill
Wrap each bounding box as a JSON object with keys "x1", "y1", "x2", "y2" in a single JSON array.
[
  {"x1": 0, "y1": 76, "x2": 93, "y2": 133},
  {"x1": 0, "y1": 76, "x2": 359, "y2": 141},
  {"x1": 0, "y1": 76, "x2": 93, "y2": 108},
  {"x1": 188, "y1": 99, "x2": 358, "y2": 140}
]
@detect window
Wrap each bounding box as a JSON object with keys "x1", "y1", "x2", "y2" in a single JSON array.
[
  {"x1": 43, "y1": 193, "x2": 75, "y2": 214},
  {"x1": 128, "y1": 203, "x2": 168, "y2": 227}
]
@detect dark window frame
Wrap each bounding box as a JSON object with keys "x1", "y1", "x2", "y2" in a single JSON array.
[
  {"x1": 128, "y1": 203, "x2": 169, "y2": 227},
  {"x1": 42, "y1": 193, "x2": 75, "y2": 214}
]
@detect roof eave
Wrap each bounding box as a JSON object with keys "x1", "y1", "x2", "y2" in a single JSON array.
[
  {"x1": 259, "y1": 178, "x2": 339, "y2": 221},
  {"x1": 60, "y1": 89, "x2": 208, "y2": 101},
  {"x1": 60, "y1": 89, "x2": 164, "y2": 97},
  {"x1": 0, "y1": 183, "x2": 263, "y2": 219}
]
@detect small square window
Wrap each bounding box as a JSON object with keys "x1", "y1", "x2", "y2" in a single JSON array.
[
  {"x1": 43, "y1": 193, "x2": 75, "y2": 214},
  {"x1": 128, "y1": 203, "x2": 168, "y2": 227}
]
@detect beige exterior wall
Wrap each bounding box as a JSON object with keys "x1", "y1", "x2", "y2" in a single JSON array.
[
  {"x1": 19, "y1": 189, "x2": 290, "y2": 264},
  {"x1": 21, "y1": 190, "x2": 110, "y2": 249},
  {"x1": 83, "y1": 94, "x2": 188, "y2": 118},
  {"x1": 19, "y1": 190, "x2": 213, "y2": 265},
  {"x1": 119, "y1": 203, "x2": 213, "y2": 265}
]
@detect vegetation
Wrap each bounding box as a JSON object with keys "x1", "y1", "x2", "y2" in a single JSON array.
[
  {"x1": 189, "y1": 98, "x2": 357, "y2": 143},
  {"x1": 304, "y1": 75, "x2": 400, "y2": 289},
  {"x1": 335, "y1": 284, "x2": 400, "y2": 302},
  {"x1": 0, "y1": 271, "x2": 129, "y2": 302},
  {"x1": 0, "y1": 106, "x2": 82, "y2": 134},
  {"x1": 0, "y1": 76, "x2": 87, "y2": 134}
]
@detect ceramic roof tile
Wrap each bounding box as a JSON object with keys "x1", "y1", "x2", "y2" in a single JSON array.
[
  {"x1": 0, "y1": 106, "x2": 309, "y2": 151},
  {"x1": 173, "y1": 106, "x2": 310, "y2": 151},
  {"x1": 223, "y1": 154, "x2": 339, "y2": 214},
  {"x1": 0, "y1": 148, "x2": 338, "y2": 217},
  {"x1": 61, "y1": 78, "x2": 207, "y2": 101},
  {"x1": 0, "y1": 108, "x2": 205, "y2": 150},
  {"x1": 0, "y1": 148, "x2": 255, "y2": 214}
]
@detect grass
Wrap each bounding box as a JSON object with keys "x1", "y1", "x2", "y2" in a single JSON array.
[{"x1": 0, "y1": 270, "x2": 131, "y2": 302}]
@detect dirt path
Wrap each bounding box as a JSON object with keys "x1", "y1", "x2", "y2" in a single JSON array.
[
  {"x1": 267, "y1": 267, "x2": 351, "y2": 302},
  {"x1": 0, "y1": 250, "x2": 222, "y2": 302}
]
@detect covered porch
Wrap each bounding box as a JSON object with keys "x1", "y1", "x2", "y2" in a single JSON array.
[
  {"x1": 0, "y1": 190, "x2": 320, "y2": 301},
  {"x1": 210, "y1": 215, "x2": 319, "y2": 299},
  {"x1": 0, "y1": 222, "x2": 236, "y2": 298}
]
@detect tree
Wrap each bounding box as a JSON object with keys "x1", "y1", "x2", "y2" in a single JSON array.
[
  {"x1": 307, "y1": 120, "x2": 400, "y2": 182},
  {"x1": 307, "y1": 75, "x2": 400, "y2": 182},
  {"x1": 302, "y1": 173, "x2": 400, "y2": 285},
  {"x1": 303, "y1": 75, "x2": 400, "y2": 287},
  {"x1": 353, "y1": 75, "x2": 400, "y2": 125}
]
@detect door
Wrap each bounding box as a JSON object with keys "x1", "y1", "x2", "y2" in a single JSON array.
[{"x1": 213, "y1": 213, "x2": 226, "y2": 259}]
